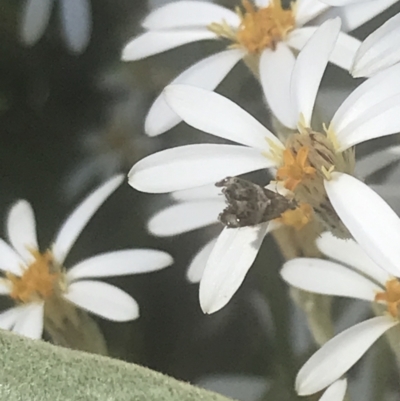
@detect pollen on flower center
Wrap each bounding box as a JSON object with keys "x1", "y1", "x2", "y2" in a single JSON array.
[
  {"x1": 6, "y1": 250, "x2": 60, "y2": 303},
  {"x1": 276, "y1": 203, "x2": 313, "y2": 230},
  {"x1": 275, "y1": 131, "x2": 355, "y2": 238},
  {"x1": 236, "y1": 0, "x2": 295, "y2": 53},
  {"x1": 375, "y1": 278, "x2": 400, "y2": 318},
  {"x1": 276, "y1": 147, "x2": 316, "y2": 191},
  {"x1": 208, "y1": 0, "x2": 295, "y2": 54}
]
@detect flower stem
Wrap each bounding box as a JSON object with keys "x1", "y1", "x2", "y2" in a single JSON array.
[
  {"x1": 44, "y1": 295, "x2": 108, "y2": 355},
  {"x1": 272, "y1": 222, "x2": 334, "y2": 346}
]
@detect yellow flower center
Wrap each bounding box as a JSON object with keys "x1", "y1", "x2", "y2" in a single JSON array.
[
  {"x1": 6, "y1": 250, "x2": 61, "y2": 303},
  {"x1": 276, "y1": 203, "x2": 313, "y2": 230},
  {"x1": 236, "y1": 0, "x2": 295, "y2": 53},
  {"x1": 274, "y1": 130, "x2": 355, "y2": 238},
  {"x1": 208, "y1": 0, "x2": 295, "y2": 54},
  {"x1": 276, "y1": 147, "x2": 316, "y2": 191},
  {"x1": 375, "y1": 278, "x2": 400, "y2": 318}
]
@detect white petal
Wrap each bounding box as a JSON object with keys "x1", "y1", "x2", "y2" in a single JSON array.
[
  {"x1": 281, "y1": 258, "x2": 382, "y2": 301},
  {"x1": 122, "y1": 29, "x2": 216, "y2": 61},
  {"x1": 128, "y1": 144, "x2": 274, "y2": 193},
  {"x1": 0, "y1": 306, "x2": 27, "y2": 330},
  {"x1": 355, "y1": 145, "x2": 400, "y2": 179},
  {"x1": 148, "y1": 200, "x2": 222, "y2": 236},
  {"x1": 260, "y1": 45, "x2": 297, "y2": 129},
  {"x1": 325, "y1": 173, "x2": 400, "y2": 277},
  {"x1": 64, "y1": 280, "x2": 139, "y2": 321},
  {"x1": 288, "y1": 27, "x2": 360, "y2": 71},
  {"x1": 164, "y1": 85, "x2": 282, "y2": 150},
  {"x1": 20, "y1": 0, "x2": 53, "y2": 46},
  {"x1": 294, "y1": 0, "x2": 330, "y2": 26},
  {"x1": 199, "y1": 223, "x2": 271, "y2": 314},
  {"x1": 0, "y1": 238, "x2": 26, "y2": 276},
  {"x1": 52, "y1": 174, "x2": 123, "y2": 265},
  {"x1": 286, "y1": 27, "x2": 314, "y2": 51},
  {"x1": 67, "y1": 250, "x2": 173, "y2": 281},
  {"x1": 59, "y1": 0, "x2": 91, "y2": 53},
  {"x1": 290, "y1": 18, "x2": 341, "y2": 128},
  {"x1": 187, "y1": 237, "x2": 218, "y2": 283},
  {"x1": 339, "y1": 94, "x2": 400, "y2": 150},
  {"x1": 335, "y1": 0, "x2": 398, "y2": 32},
  {"x1": 319, "y1": 379, "x2": 347, "y2": 401},
  {"x1": 145, "y1": 49, "x2": 244, "y2": 136},
  {"x1": 172, "y1": 184, "x2": 221, "y2": 201},
  {"x1": 316, "y1": 232, "x2": 390, "y2": 286},
  {"x1": 296, "y1": 316, "x2": 397, "y2": 395},
  {"x1": 332, "y1": 63, "x2": 400, "y2": 150},
  {"x1": 142, "y1": 1, "x2": 240, "y2": 29},
  {"x1": 7, "y1": 200, "x2": 38, "y2": 265},
  {"x1": 12, "y1": 302, "x2": 44, "y2": 339},
  {"x1": 352, "y1": 13, "x2": 400, "y2": 78}
]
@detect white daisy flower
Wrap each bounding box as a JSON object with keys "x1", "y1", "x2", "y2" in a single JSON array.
[
  {"x1": 351, "y1": 12, "x2": 400, "y2": 77},
  {"x1": 129, "y1": 18, "x2": 400, "y2": 312},
  {"x1": 121, "y1": 0, "x2": 396, "y2": 136},
  {"x1": 281, "y1": 230, "x2": 400, "y2": 395},
  {"x1": 20, "y1": 0, "x2": 92, "y2": 53},
  {"x1": 0, "y1": 175, "x2": 173, "y2": 339}
]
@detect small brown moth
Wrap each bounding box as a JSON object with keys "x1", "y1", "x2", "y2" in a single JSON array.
[{"x1": 216, "y1": 177, "x2": 297, "y2": 228}]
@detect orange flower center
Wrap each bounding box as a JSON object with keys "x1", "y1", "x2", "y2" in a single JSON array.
[
  {"x1": 6, "y1": 250, "x2": 60, "y2": 303},
  {"x1": 375, "y1": 278, "x2": 400, "y2": 318},
  {"x1": 276, "y1": 147, "x2": 316, "y2": 191},
  {"x1": 236, "y1": 0, "x2": 295, "y2": 53},
  {"x1": 276, "y1": 203, "x2": 313, "y2": 230}
]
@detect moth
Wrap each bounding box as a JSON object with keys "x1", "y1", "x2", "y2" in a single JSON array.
[{"x1": 216, "y1": 177, "x2": 297, "y2": 228}]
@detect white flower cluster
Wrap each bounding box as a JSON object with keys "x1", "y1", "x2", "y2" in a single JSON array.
[{"x1": 121, "y1": 0, "x2": 400, "y2": 399}]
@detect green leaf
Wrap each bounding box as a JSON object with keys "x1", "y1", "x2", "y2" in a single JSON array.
[{"x1": 0, "y1": 329, "x2": 235, "y2": 401}]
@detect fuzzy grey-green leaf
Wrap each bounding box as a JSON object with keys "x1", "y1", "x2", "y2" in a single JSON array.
[{"x1": 0, "y1": 329, "x2": 235, "y2": 401}]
